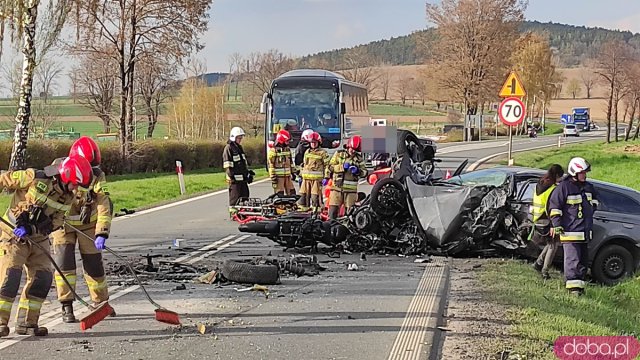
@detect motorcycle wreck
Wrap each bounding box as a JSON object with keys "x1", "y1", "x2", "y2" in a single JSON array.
[{"x1": 238, "y1": 129, "x2": 530, "y2": 257}]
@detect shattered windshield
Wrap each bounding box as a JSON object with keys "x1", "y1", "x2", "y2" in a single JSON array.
[{"x1": 446, "y1": 169, "x2": 508, "y2": 187}]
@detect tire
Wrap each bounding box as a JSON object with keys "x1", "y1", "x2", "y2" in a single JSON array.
[
  {"x1": 370, "y1": 177, "x2": 407, "y2": 216},
  {"x1": 397, "y1": 130, "x2": 420, "y2": 156},
  {"x1": 591, "y1": 244, "x2": 635, "y2": 285},
  {"x1": 220, "y1": 259, "x2": 280, "y2": 285}
]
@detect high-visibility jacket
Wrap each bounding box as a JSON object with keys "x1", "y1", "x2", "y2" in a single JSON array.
[
  {"x1": 328, "y1": 150, "x2": 367, "y2": 192},
  {"x1": 64, "y1": 167, "x2": 113, "y2": 238},
  {"x1": 223, "y1": 140, "x2": 249, "y2": 183},
  {"x1": 0, "y1": 169, "x2": 75, "y2": 238},
  {"x1": 531, "y1": 183, "x2": 556, "y2": 222},
  {"x1": 548, "y1": 177, "x2": 599, "y2": 242},
  {"x1": 267, "y1": 145, "x2": 293, "y2": 179},
  {"x1": 301, "y1": 148, "x2": 330, "y2": 180}
]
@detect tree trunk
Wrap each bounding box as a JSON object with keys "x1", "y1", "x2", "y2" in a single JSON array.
[
  {"x1": 606, "y1": 82, "x2": 614, "y2": 143},
  {"x1": 9, "y1": 1, "x2": 38, "y2": 170},
  {"x1": 614, "y1": 90, "x2": 620, "y2": 142},
  {"x1": 625, "y1": 97, "x2": 636, "y2": 141},
  {"x1": 100, "y1": 115, "x2": 111, "y2": 133}
]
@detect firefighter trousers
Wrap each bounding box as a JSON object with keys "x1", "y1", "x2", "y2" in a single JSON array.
[
  {"x1": 228, "y1": 181, "x2": 250, "y2": 207},
  {"x1": 0, "y1": 232, "x2": 53, "y2": 327},
  {"x1": 328, "y1": 190, "x2": 358, "y2": 219},
  {"x1": 563, "y1": 242, "x2": 589, "y2": 290},
  {"x1": 51, "y1": 227, "x2": 108, "y2": 304},
  {"x1": 298, "y1": 179, "x2": 323, "y2": 211},
  {"x1": 272, "y1": 176, "x2": 295, "y2": 196}
]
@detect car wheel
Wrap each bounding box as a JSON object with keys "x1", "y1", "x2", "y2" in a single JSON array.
[
  {"x1": 370, "y1": 178, "x2": 407, "y2": 216},
  {"x1": 591, "y1": 244, "x2": 634, "y2": 285}
]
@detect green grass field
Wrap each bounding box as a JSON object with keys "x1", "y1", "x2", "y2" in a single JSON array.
[
  {"x1": 0, "y1": 168, "x2": 268, "y2": 215},
  {"x1": 481, "y1": 261, "x2": 640, "y2": 359},
  {"x1": 511, "y1": 141, "x2": 640, "y2": 190},
  {"x1": 368, "y1": 103, "x2": 444, "y2": 116}
]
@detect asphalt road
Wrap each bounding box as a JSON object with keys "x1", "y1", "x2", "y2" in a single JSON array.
[{"x1": 0, "y1": 131, "x2": 604, "y2": 360}]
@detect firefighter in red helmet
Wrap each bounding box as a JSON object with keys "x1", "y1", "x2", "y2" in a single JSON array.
[
  {"x1": 0, "y1": 156, "x2": 91, "y2": 337},
  {"x1": 51, "y1": 136, "x2": 114, "y2": 323},
  {"x1": 327, "y1": 136, "x2": 367, "y2": 219},
  {"x1": 268, "y1": 129, "x2": 296, "y2": 196}
]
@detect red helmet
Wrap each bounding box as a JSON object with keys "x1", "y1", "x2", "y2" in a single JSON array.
[
  {"x1": 58, "y1": 156, "x2": 93, "y2": 187},
  {"x1": 69, "y1": 136, "x2": 101, "y2": 167},
  {"x1": 346, "y1": 135, "x2": 362, "y2": 152},
  {"x1": 275, "y1": 129, "x2": 291, "y2": 145},
  {"x1": 309, "y1": 132, "x2": 322, "y2": 144}
]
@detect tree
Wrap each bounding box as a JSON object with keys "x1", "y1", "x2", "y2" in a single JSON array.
[
  {"x1": 339, "y1": 47, "x2": 380, "y2": 95},
  {"x1": 245, "y1": 49, "x2": 297, "y2": 94},
  {"x1": 567, "y1": 78, "x2": 582, "y2": 99},
  {"x1": 396, "y1": 76, "x2": 414, "y2": 105},
  {"x1": 378, "y1": 68, "x2": 392, "y2": 101},
  {"x1": 413, "y1": 77, "x2": 428, "y2": 105},
  {"x1": 137, "y1": 54, "x2": 175, "y2": 138},
  {"x1": 1, "y1": 0, "x2": 70, "y2": 169},
  {"x1": 34, "y1": 55, "x2": 63, "y2": 102},
  {"x1": 1, "y1": 57, "x2": 22, "y2": 100},
  {"x1": 72, "y1": 48, "x2": 118, "y2": 132},
  {"x1": 426, "y1": 0, "x2": 527, "y2": 119},
  {"x1": 593, "y1": 40, "x2": 632, "y2": 143},
  {"x1": 71, "y1": 0, "x2": 213, "y2": 160},
  {"x1": 580, "y1": 71, "x2": 597, "y2": 99}
]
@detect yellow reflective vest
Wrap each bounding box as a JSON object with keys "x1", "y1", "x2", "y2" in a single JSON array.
[{"x1": 531, "y1": 184, "x2": 556, "y2": 222}]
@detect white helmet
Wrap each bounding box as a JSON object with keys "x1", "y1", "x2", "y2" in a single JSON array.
[
  {"x1": 229, "y1": 127, "x2": 245, "y2": 141},
  {"x1": 568, "y1": 157, "x2": 590, "y2": 176},
  {"x1": 301, "y1": 129, "x2": 314, "y2": 142}
]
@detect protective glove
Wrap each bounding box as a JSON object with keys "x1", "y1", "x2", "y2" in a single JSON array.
[
  {"x1": 247, "y1": 174, "x2": 254, "y2": 184},
  {"x1": 298, "y1": 177, "x2": 303, "y2": 186},
  {"x1": 13, "y1": 226, "x2": 30, "y2": 239},
  {"x1": 94, "y1": 236, "x2": 107, "y2": 251},
  {"x1": 349, "y1": 166, "x2": 359, "y2": 175},
  {"x1": 343, "y1": 162, "x2": 351, "y2": 171},
  {"x1": 248, "y1": 170, "x2": 256, "y2": 176},
  {"x1": 322, "y1": 178, "x2": 330, "y2": 187},
  {"x1": 550, "y1": 226, "x2": 564, "y2": 237}
]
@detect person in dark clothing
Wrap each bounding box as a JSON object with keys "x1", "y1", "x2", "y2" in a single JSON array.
[
  {"x1": 223, "y1": 127, "x2": 254, "y2": 217},
  {"x1": 548, "y1": 157, "x2": 599, "y2": 296},
  {"x1": 295, "y1": 129, "x2": 314, "y2": 168},
  {"x1": 531, "y1": 164, "x2": 564, "y2": 279}
]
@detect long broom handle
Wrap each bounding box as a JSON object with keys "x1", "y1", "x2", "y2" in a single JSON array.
[
  {"x1": 0, "y1": 217, "x2": 92, "y2": 309},
  {"x1": 65, "y1": 223, "x2": 164, "y2": 310}
]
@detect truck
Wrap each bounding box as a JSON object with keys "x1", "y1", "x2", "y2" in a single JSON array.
[{"x1": 571, "y1": 107, "x2": 591, "y2": 131}]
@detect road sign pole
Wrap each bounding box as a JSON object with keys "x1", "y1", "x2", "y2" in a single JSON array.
[{"x1": 508, "y1": 126, "x2": 513, "y2": 166}]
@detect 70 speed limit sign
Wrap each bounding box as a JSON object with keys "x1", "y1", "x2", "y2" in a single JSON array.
[{"x1": 498, "y1": 97, "x2": 526, "y2": 126}]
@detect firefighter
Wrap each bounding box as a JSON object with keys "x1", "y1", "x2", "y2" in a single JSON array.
[
  {"x1": 297, "y1": 132, "x2": 330, "y2": 212},
  {"x1": 548, "y1": 157, "x2": 599, "y2": 296},
  {"x1": 51, "y1": 136, "x2": 113, "y2": 323},
  {"x1": 0, "y1": 156, "x2": 93, "y2": 337},
  {"x1": 327, "y1": 135, "x2": 368, "y2": 219},
  {"x1": 295, "y1": 129, "x2": 315, "y2": 168},
  {"x1": 268, "y1": 129, "x2": 296, "y2": 196},
  {"x1": 223, "y1": 127, "x2": 254, "y2": 217},
  {"x1": 530, "y1": 164, "x2": 564, "y2": 280}
]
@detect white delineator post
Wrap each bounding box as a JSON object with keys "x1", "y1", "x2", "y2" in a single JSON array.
[{"x1": 176, "y1": 160, "x2": 186, "y2": 195}]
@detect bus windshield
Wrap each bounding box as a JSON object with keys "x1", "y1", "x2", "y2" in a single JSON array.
[{"x1": 270, "y1": 87, "x2": 340, "y2": 139}]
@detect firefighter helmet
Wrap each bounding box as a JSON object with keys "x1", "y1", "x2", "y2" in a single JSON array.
[
  {"x1": 301, "y1": 129, "x2": 314, "y2": 142},
  {"x1": 309, "y1": 132, "x2": 322, "y2": 144},
  {"x1": 275, "y1": 129, "x2": 291, "y2": 145},
  {"x1": 568, "y1": 157, "x2": 591, "y2": 176},
  {"x1": 229, "y1": 127, "x2": 245, "y2": 141},
  {"x1": 346, "y1": 135, "x2": 362, "y2": 152},
  {"x1": 69, "y1": 136, "x2": 101, "y2": 167},
  {"x1": 58, "y1": 156, "x2": 93, "y2": 187}
]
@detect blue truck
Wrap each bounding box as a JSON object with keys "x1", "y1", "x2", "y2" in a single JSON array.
[{"x1": 571, "y1": 107, "x2": 591, "y2": 131}]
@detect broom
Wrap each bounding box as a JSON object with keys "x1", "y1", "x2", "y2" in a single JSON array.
[
  {"x1": 0, "y1": 217, "x2": 114, "y2": 331},
  {"x1": 66, "y1": 224, "x2": 181, "y2": 326}
]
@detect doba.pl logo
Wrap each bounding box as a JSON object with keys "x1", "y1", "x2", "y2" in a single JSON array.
[{"x1": 554, "y1": 336, "x2": 640, "y2": 359}]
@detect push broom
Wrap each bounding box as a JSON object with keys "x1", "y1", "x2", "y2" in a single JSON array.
[
  {"x1": 0, "y1": 217, "x2": 114, "y2": 331},
  {"x1": 66, "y1": 224, "x2": 181, "y2": 326}
]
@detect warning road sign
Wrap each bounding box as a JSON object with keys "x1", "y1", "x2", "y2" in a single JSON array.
[
  {"x1": 499, "y1": 71, "x2": 527, "y2": 98},
  {"x1": 498, "y1": 97, "x2": 526, "y2": 126}
]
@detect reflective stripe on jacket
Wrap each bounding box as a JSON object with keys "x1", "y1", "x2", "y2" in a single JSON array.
[
  {"x1": 223, "y1": 141, "x2": 249, "y2": 183},
  {"x1": 328, "y1": 150, "x2": 368, "y2": 193},
  {"x1": 301, "y1": 148, "x2": 330, "y2": 180},
  {"x1": 267, "y1": 146, "x2": 293, "y2": 178},
  {"x1": 531, "y1": 184, "x2": 556, "y2": 222}
]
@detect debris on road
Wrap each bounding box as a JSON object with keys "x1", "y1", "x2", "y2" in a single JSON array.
[{"x1": 234, "y1": 284, "x2": 270, "y2": 298}]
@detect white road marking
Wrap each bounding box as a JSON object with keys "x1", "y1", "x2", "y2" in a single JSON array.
[{"x1": 0, "y1": 233, "x2": 248, "y2": 349}]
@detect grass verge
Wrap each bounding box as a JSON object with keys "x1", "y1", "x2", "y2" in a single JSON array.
[
  {"x1": 510, "y1": 140, "x2": 640, "y2": 190},
  {"x1": 369, "y1": 103, "x2": 443, "y2": 116},
  {"x1": 0, "y1": 168, "x2": 268, "y2": 214},
  {"x1": 480, "y1": 260, "x2": 640, "y2": 359}
]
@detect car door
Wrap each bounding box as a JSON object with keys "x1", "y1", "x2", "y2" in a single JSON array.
[
  {"x1": 590, "y1": 186, "x2": 640, "y2": 252},
  {"x1": 511, "y1": 176, "x2": 539, "y2": 222}
]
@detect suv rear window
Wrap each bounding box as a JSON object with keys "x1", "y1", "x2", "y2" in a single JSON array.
[{"x1": 597, "y1": 188, "x2": 640, "y2": 214}]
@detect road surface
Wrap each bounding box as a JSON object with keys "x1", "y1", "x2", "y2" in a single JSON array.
[{"x1": 0, "y1": 131, "x2": 603, "y2": 360}]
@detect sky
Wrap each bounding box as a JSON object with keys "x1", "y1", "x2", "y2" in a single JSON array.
[{"x1": 3, "y1": 0, "x2": 640, "y2": 96}]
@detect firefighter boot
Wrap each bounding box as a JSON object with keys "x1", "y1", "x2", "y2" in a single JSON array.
[
  {"x1": 0, "y1": 325, "x2": 9, "y2": 337},
  {"x1": 61, "y1": 302, "x2": 76, "y2": 323},
  {"x1": 15, "y1": 324, "x2": 48, "y2": 336}
]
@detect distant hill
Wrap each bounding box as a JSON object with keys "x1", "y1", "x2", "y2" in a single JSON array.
[{"x1": 298, "y1": 21, "x2": 640, "y2": 69}]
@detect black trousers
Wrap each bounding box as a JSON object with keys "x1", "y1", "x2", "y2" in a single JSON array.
[{"x1": 229, "y1": 182, "x2": 250, "y2": 206}]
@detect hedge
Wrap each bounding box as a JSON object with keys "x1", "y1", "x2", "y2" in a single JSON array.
[{"x1": 0, "y1": 137, "x2": 266, "y2": 175}]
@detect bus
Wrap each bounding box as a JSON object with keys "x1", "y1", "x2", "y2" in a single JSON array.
[{"x1": 259, "y1": 69, "x2": 370, "y2": 164}]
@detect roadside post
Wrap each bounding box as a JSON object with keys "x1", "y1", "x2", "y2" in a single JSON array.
[
  {"x1": 176, "y1": 160, "x2": 186, "y2": 195},
  {"x1": 498, "y1": 71, "x2": 527, "y2": 166}
]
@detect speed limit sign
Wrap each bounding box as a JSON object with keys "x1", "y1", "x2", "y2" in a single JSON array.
[{"x1": 498, "y1": 97, "x2": 526, "y2": 126}]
